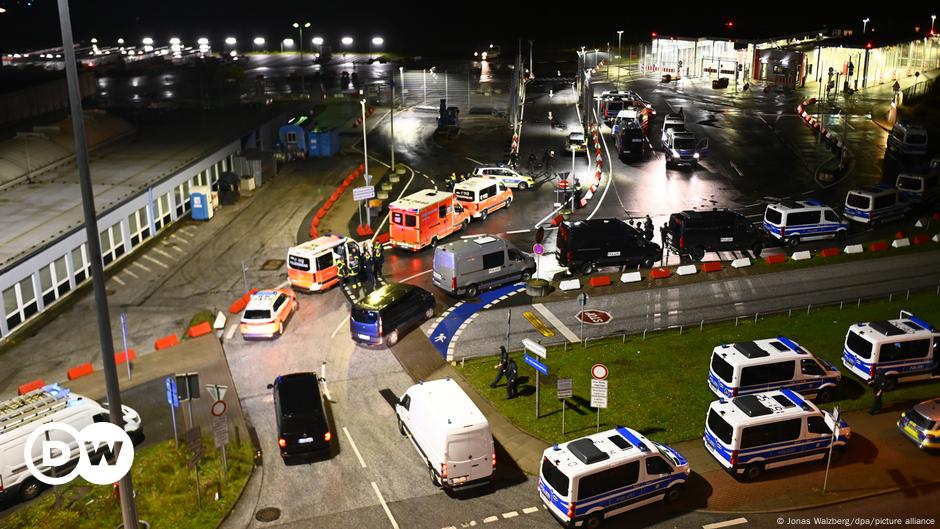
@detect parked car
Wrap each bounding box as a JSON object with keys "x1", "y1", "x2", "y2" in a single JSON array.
[
  {"x1": 557, "y1": 218, "x2": 660, "y2": 274},
  {"x1": 240, "y1": 289, "x2": 299, "y2": 339},
  {"x1": 268, "y1": 373, "x2": 332, "y2": 462},
  {"x1": 897, "y1": 398, "x2": 940, "y2": 450},
  {"x1": 667, "y1": 209, "x2": 768, "y2": 260}
]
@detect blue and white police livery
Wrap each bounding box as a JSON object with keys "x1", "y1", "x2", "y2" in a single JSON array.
[
  {"x1": 472, "y1": 166, "x2": 535, "y2": 190},
  {"x1": 762, "y1": 199, "x2": 849, "y2": 247},
  {"x1": 708, "y1": 336, "x2": 841, "y2": 402},
  {"x1": 896, "y1": 172, "x2": 940, "y2": 204},
  {"x1": 887, "y1": 120, "x2": 928, "y2": 156},
  {"x1": 539, "y1": 426, "x2": 689, "y2": 527},
  {"x1": 703, "y1": 389, "x2": 850, "y2": 482},
  {"x1": 841, "y1": 311, "x2": 940, "y2": 388},
  {"x1": 897, "y1": 398, "x2": 940, "y2": 450},
  {"x1": 843, "y1": 185, "x2": 910, "y2": 224}
]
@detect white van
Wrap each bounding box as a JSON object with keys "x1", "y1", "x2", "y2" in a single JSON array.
[
  {"x1": 0, "y1": 385, "x2": 142, "y2": 503},
  {"x1": 762, "y1": 199, "x2": 849, "y2": 247},
  {"x1": 708, "y1": 336, "x2": 841, "y2": 402},
  {"x1": 844, "y1": 186, "x2": 910, "y2": 224},
  {"x1": 841, "y1": 311, "x2": 940, "y2": 389},
  {"x1": 538, "y1": 426, "x2": 689, "y2": 528},
  {"x1": 432, "y1": 235, "x2": 534, "y2": 297},
  {"x1": 395, "y1": 378, "x2": 495, "y2": 490},
  {"x1": 887, "y1": 121, "x2": 928, "y2": 156},
  {"x1": 703, "y1": 389, "x2": 850, "y2": 482}
]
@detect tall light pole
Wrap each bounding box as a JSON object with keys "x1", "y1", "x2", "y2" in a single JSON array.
[
  {"x1": 399, "y1": 66, "x2": 405, "y2": 107},
  {"x1": 253, "y1": 37, "x2": 265, "y2": 51},
  {"x1": 617, "y1": 30, "x2": 624, "y2": 83},
  {"x1": 55, "y1": 0, "x2": 139, "y2": 527},
  {"x1": 389, "y1": 75, "x2": 396, "y2": 171},
  {"x1": 293, "y1": 22, "x2": 310, "y2": 96},
  {"x1": 932, "y1": 15, "x2": 936, "y2": 34},
  {"x1": 360, "y1": 99, "x2": 371, "y2": 228},
  {"x1": 370, "y1": 36, "x2": 384, "y2": 58},
  {"x1": 862, "y1": 18, "x2": 870, "y2": 34},
  {"x1": 528, "y1": 40, "x2": 534, "y2": 78}
]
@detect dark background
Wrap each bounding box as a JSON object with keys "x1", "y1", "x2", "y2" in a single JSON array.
[{"x1": 0, "y1": 0, "x2": 935, "y2": 57}]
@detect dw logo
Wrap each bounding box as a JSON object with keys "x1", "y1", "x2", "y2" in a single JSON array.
[{"x1": 23, "y1": 422, "x2": 134, "y2": 486}]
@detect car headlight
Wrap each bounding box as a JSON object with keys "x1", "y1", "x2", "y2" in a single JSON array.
[
  {"x1": 671, "y1": 149, "x2": 680, "y2": 158},
  {"x1": 693, "y1": 152, "x2": 700, "y2": 159}
]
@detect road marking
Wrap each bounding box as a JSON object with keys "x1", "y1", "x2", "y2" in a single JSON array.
[
  {"x1": 400, "y1": 269, "x2": 432, "y2": 283},
  {"x1": 143, "y1": 255, "x2": 169, "y2": 269},
  {"x1": 482, "y1": 516, "x2": 498, "y2": 524},
  {"x1": 153, "y1": 247, "x2": 175, "y2": 260},
  {"x1": 729, "y1": 161, "x2": 744, "y2": 177},
  {"x1": 523, "y1": 311, "x2": 555, "y2": 337},
  {"x1": 465, "y1": 156, "x2": 484, "y2": 165},
  {"x1": 371, "y1": 482, "x2": 400, "y2": 529},
  {"x1": 505, "y1": 229, "x2": 531, "y2": 234},
  {"x1": 277, "y1": 280, "x2": 290, "y2": 289},
  {"x1": 532, "y1": 303, "x2": 579, "y2": 343},
  {"x1": 224, "y1": 323, "x2": 238, "y2": 340},
  {"x1": 501, "y1": 512, "x2": 518, "y2": 519},
  {"x1": 112, "y1": 275, "x2": 126, "y2": 286},
  {"x1": 123, "y1": 268, "x2": 139, "y2": 279},
  {"x1": 343, "y1": 427, "x2": 367, "y2": 468},
  {"x1": 522, "y1": 507, "x2": 539, "y2": 514},
  {"x1": 176, "y1": 229, "x2": 195, "y2": 238},
  {"x1": 703, "y1": 517, "x2": 748, "y2": 529},
  {"x1": 168, "y1": 244, "x2": 185, "y2": 254},
  {"x1": 133, "y1": 262, "x2": 152, "y2": 273},
  {"x1": 330, "y1": 316, "x2": 350, "y2": 339},
  {"x1": 461, "y1": 234, "x2": 481, "y2": 239},
  {"x1": 171, "y1": 234, "x2": 190, "y2": 244}
]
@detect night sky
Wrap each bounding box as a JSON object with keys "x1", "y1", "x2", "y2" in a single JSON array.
[{"x1": 0, "y1": 1, "x2": 935, "y2": 57}]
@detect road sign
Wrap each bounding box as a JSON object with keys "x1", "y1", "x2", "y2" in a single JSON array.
[
  {"x1": 522, "y1": 338, "x2": 547, "y2": 359},
  {"x1": 212, "y1": 415, "x2": 229, "y2": 449},
  {"x1": 165, "y1": 377, "x2": 180, "y2": 408},
  {"x1": 205, "y1": 383, "x2": 228, "y2": 403},
  {"x1": 557, "y1": 378, "x2": 573, "y2": 399},
  {"x1": 524, "y1": 354, "x2": 549, "y2": 376},
  {"x1": 591, "y1": 363, "x2": 609, "y2": 380},
  {"x1": 590, "y1": 379, "x2": 608, "y2": 408},
  {"x1": 523, "y1": 311, "x2": 555, "y2": 337},
  {"x1": 577, "y1": 309, "x2": 612, "y2": 325},
  {"x1": 533, "y1": 243, "x2": 545, "y2": 256},
  {"x1": 211, "y1": 400, "x2": 227, "y2": 417},
  {"x1": 353, "y1": 186, "x2": 376, "y2": 201}
]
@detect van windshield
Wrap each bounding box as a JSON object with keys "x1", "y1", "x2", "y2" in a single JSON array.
[
  {"x1": 673, "y1": 138, "x2": 696, "y2": 150},
  {"x1": 897, "y1": 176, "x2": 922, "y2": 190},
  {"x1": 707, "y1": 409, "x2": 733, "y2": 445},
  {"x1": 846, "y1": 193, "x2": 871, "y2": 209},
  {"x1": 764, "y1": 208, "x2": 782, "y2": 225},
  {"x1": 351, "y1": 308, "x2": 378, "y2": 324},
  {"x1": 541, "y1": 457, "x2": 570, "y2": 495},
  {"x1": 711, "y1": 353, "x2": 734, "y2": 383},
  {"x1": 846, "y1": 331, "x2": 873, "y2": 359}
]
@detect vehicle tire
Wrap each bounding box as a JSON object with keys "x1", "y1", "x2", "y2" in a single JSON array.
[
  {"x1": 462, "y1": 219, "x2": 470, "y2": 231},
  {"x1": 425, "y1": 306, "x2": 435, "y2": 320},
  {"x1": 580, "y1": 261, "x2": 595, "y2": 275},
  {"x1": 787, "y1": 236, "x2": 801, "y2": 249},
  {"x1": 507, "y1": 197, "x2": 512, "y2": 206},
  {"x1": 521, "y1": 269, "x2": 533, "y2": 281},
  {"x1": 883, "y1": 376, "x2": 898, "y2": 392},
  {"x1": 519, "y1": 182, "x2": 529, "y2": 190},
  {"x1": 397, "y1": 416, "x2": 407, "y2": 436},
  {"x1": 481, "y1": 209, "x2": 489, "y2": 220},
  {"x1": 385, "y1": 329, "x2": 399, "y2": 347},
  {"x1": 431, "y1": 236, "x2": 439, "y2": 247},
  {"x1": 641, "y1": 257, "x2": 656, "y2": 269},
  {"x1": 828, "y1": 445, "x2": 845, "y2": 463},
  {"x1": 742, "y1": 463, "x2": 763, "y2": 482},
  {"x1": 19, "y1": 477, "x2": 42, "y2": 501},
  {"x1": 429, "y1": 464, "x2": 442, "y2": 487},
  {"x1": 664, "y1": 484, "x2": 685, "y2": 503},
  {"x1": 835, "y1": 229, "x2": 847, "y2": 242},
  {"x1": 465, "y1": 284, "x2": 479, "y2": 298},
  {"x1": 816, "y1": 387, "x2": 834, "y2": 404},
  {"x1": 584, "y1": 513, "x2": 604, "y2": 529},
  {"x1": 691, "y1": 246, "x2": 706, "y2": 262},
  {"x1": 751, "y1": 243, "x2": 763, "y2": 257}
]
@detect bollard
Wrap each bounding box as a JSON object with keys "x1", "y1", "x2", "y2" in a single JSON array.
[
  {"x1": 754, "y1": 313, "x2": 758, "y2": 323},
  {"x1": 806, "y1": 304, "x2": 811, "y2": 315},
  {"x1": 788, "y1": 309, "x2": 792, "y2": 318},
  {"x1": 906, "y1": 289, "x2": 910, "y2": 300},
  {"x1": 857, "y1": 297, "x2": 861, "y2": 307},
  {"x1": 735, "y1": 316, "x2": 740, "y2": 326},
  {"x1": 840, "y1": 301, "x2": 844, "y2": 310},
  {"x1": 679, "y1": 325, "x2": 683, "y2": 335},
  {"x1": 622, "y1": 331, "x2": 627, "y2": 344},
  {"x1": 700, "y1": 320, "x2": 704, "y2": 332},
  {"x1": 889, "y1": 293, "x2": 893, "y2": 303},
  {"x1": 643, "y1": 328, "x2": 647, "y2": 341}
]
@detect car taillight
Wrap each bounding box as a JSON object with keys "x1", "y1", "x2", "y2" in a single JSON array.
[
  {"x1": 278, "y1": 437, "x2": 287, "y2": 448},
  {"x1": 441, "y1": 463, "x2": 448, "y2": 479},
  {"x1": 452, "y1": 276, "x2": 457, "y2": 290},
  {"x1": 780, "y1": 226, "x2": 785, "y2": 237},
  {"x1": 567, "y1": 502, "x2": 576, "y2": 518},
  {"x1": 566, "y1": 250, "x2": 573, "y2": 263},
  {"x1": 492, "y1": 452, "x2": 496, "y2": 469},
  {"x1": 730, "y1": 450, "x2": 738, "y2": 466},
  {"x1": 679, "y1": 235, "x2": 685, "y2": 249},
  {"x1": 731, "y1": 387, "x2": 737, "y2": 397},
  {"x1": 324, "y1": 431, "x2": 332, "y2": 442}
]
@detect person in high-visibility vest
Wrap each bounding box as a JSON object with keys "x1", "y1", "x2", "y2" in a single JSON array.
[
  {"x1": 336, "y1": 259, "x2": 349, "y2": 285},
  {"x1": 372, "y1": 242, "x2": 384, "y2": 280},
  {"x1": 348, "y1": 255, "x2": 360, "y2": 288}
]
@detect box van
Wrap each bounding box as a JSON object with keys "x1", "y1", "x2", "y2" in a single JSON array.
[
  {"x1": 896, "y1": 172, "x2": 940, "y2": 204},
  {"x1": 844, "y1": 186, "x2": 910, "y2": 224},
  {"x1": 389, "y1": 190, "x2": 471, "y2": 251},
  {"x1": 453, "y1": 177, "x2": 513, "y2": 220},
  {"x1": 538, "y1": 426, "x2": 689, "y2": 528},
  {"x1": 0, "y1": 385, "x2": 142, "y2": 503},
  {"x1": 897, "y1": 397, "x2": 940, "y2": 450},
  {"x1": 762, "y1": 199, "x2": 849, "y2": 247},
  {"x1": 887, "y1": 121, "x2": 928, "y2": 156},
  {"x1": 286, "y1": 235, "x2": 361, "y2": 292},
  {"x1": 395, "y1": 378, "x2": 495, "y2": 490},
  {"x1": 841, "y1": 311, "x2": 940, "y2": 390},
  {"x1": 557, "y1": 218, "x2": 661, "y2": 275},
  {"x1": 703, "y1": 389, "x2": 850, "y2": 482},
  {"x1": 269, "y1": 373, "x2": 331, "y2": 462},
  {"x1": 432, "y1": 236, "x2": 534, "y2": 297},
  {"x1": 667, "y1": 209, "x2": 767, "y2": 260},
  {"x1": 613, "y1": 110, "x2": 645, "y2": 160},
  {"x1": 350, "y1": 283, "x2": 435, "y2": 346},
  {"x1": 708, "y1": 336, "x2": 841, "y2": 402}
]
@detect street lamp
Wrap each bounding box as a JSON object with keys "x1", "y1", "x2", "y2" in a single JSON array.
[
  {"x1": 292, "y1": 22, "x2": 311, "y2": 95},
  {"x1": 312, "y1": 36, "x2": 324, "y2": 56},
  {"x1": 117, "y1": 37, "x2": 124, "y2": 45},
  {"x1": 253, "y1": 36, "x2": 265, "y2": 50},
  {"x1": 225, "y1": 36, "x2": 237, "y2": 47},
  {"x1": 862, "y1": 18, "x2": 870, "y2": 34},
  {"x1": 370, "y1": 36, "x2": 383, "y2": 57},
  {"x1": 932, "y1": 15, "x2": 936, "y2": 34},
  {"x1": 617, "y1": 30, "x2": 624, "y2": 83},
  {"x1": 342, "y1": 36, "x2": 354, "y2": 46},
  {"x1": 142, "y1": 37, "x2": 154, "y2": 45}
]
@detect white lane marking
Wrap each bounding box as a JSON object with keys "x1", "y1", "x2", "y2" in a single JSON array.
[
  {"x1": 729, "y1": 161, "x2": 744, "y2": 177},
  {"x1": 522, "y1": 507, "x2": 539, "y2": 514},
  {"x1": 483, "y1": 516, "x2": 499, "y2": 524},
  {"x1": 123, "y1": 268, "x2": 139, "y2": 279},
  {"x1": 465, "y1": 156, "x2": 485, "y2": 165},
  {"x1": 703, "y1": 517, "x2": 749, "y2": 529},
  {"x1": 461, "y1": 234, "x2": 481, "y2": 239},
  {"x1": 176, "y1": 229, "x2": 195, "y2": 238},
  {"x1": 277, "y1": 280, "x2": 290, "y2": 289},
  {"x1": 399, "y1": 269, "x2": 432, "y2": 283},
  {"x1": 224, "y1": 323, "x2": 238, "y2": 340},
  {"x1": 330, "y1": 315, "x2": 350, "y2": 339},
  {"x1": 171, "y1": 233, "x2": 191, "y2": 244},
  {"x1": 153, "y1": 247, "x2": 175, "y2": 260},
  {"x1": 501, "y1": 511, "x2": 518, "y2": 519},
  {"x1": 532, "y1": 303, "x2": 580, "y2": 343},
  {"x1": 371, "y1": 164, "x2": 417, "y2": 244},
  {"x1": 133, "y1": 262, "x2": 152, "y2": 273},
  {"x1": 505, "y1": 229, "x2": 531, "y2": 234},
  {"x1": 112, "y1": 276, "x2": 126, "y2": 286},
  {"x1": 371, "y1": 482, "x2": 400, "y2": 529},
  {"x1": 343, "y1": 427, "x2": 367, "y2": 468},
  {"x1": 143, "y1": 255, "x2": 170, "y2": 269},
  {"x1": 168, "y1": 244, "x2": 185, "y2": 254}
]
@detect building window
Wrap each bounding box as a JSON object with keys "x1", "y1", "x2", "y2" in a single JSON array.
[
  {"x1": 72, "y1": 245, "x2": 89, "y2": 283},
  {"x1": 40, "y1": 264, "x2": 55, "y2": 305},
  {"x1": 3, "y1": 286, "x2": 21, "y2": 330},
  {"x1": 18, "y1": 277, "x2": 37, "y2": 319},
  {"x1": 54, "y1": 255, "x2": 70, "y2": 297}
]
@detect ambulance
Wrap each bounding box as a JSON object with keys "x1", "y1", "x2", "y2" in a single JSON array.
[
  {"x1": 286, "y1": 235, "x2": 361, "y2": 292},
  {"x1": 453, "y1": 177, "x2": 513, "y2": 220},
  {"x1": 389, "y1": 189, "x2": 471, "y2": 251}
]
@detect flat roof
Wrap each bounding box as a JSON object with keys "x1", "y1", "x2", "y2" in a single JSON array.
[{"x1": 390, "y1": 189, "x2": 453, "y2": 210}]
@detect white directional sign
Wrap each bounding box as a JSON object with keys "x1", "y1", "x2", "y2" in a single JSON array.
[
  {"x1": 522, "y1": 338, "x2": 547, "y2": 359},
  {"x1": 353, "y1": 186, "x2": 376, "y2": 201},
  {"x1": 590, "y1": 379, "x2": 608, "y2": 409}
]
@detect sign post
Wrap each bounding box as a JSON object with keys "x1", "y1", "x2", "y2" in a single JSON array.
[
  {"x1": 184, "y1": 427, "x2": 204, "y2": 508},
  {"x1": 590, "y1": 363, "x2": 609, "y2": 432},
  {"x1": 579, "y1": 293, "x2": 588, "y2": 346},
  {"x1": 823, "y1": 405, "x2": 840, "y2": 492},
  {"x1": 165, "y1": 376, "x2": 180, "y2": 447},
  {"x1": 557, "y1": 378, "x2": 573, "y2": 434},
  {"x1": 206, "y1": 384, "x2": 230, "y2": 475},
  {"x1": 176, "y1": 372, "x2": 200, "y2": 429},
  {"x1": 119, "y1": 312, "x2": 131, "y2": 381},
  {"x1": 505, "y1": 309, "x2": 511, "y2": 352},
  {"x1": 523, "y1": 339, "x2": 548, "y2": 419}
]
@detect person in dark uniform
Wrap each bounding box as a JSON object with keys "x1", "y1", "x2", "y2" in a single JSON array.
[
  {"x1": 348, "y1": 254, "x2": 360, "y2": 288},
  {"x1": 505, "y1": 358, "x2": 519, "y2": 399},
  {"x1": 361, "y1": 248, "x2": 373, "y2": 288},
  {"x1": 490, "y1": 346, "x2": 510, "y2": 388},
  {"x1": 644, "y1": 215, "x2": 654, "y2": 241},
  {"x1": 869, "y1": 372, "x2": 886, "y2": 415},
  {"x1": 660, "y1": 222, "x2": 669, "y2": 263},
  {"x1": 372, "y1": 242, "x2": 384, "y2": 281},
  {"x1": 337, "y1": 259, "x2": 349, "y2": 285}
]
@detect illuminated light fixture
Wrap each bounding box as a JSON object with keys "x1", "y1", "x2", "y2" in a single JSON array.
[
  {"x1": 91, "y1": 37, "x2": 98, "y2": 44},
  {"x1": 197, "y1": 37, "x2": 209, "y2": 46},
  {"x1": 312, "y1": 36, "x2": 324, "y2": 46},
  {"x1": 283, "y1": 38, "x2": 295, "y2": 47},
  {"x1": 651, "y1": 32, "x2": 658, "y2": 38},
  {"x1": 170, "y1": 37, "x2": 181, "y2": 45},
  {"x1": 253, "y1": 37, "x2": 265, "y2": 45},
  {"x1": 225, "y1": 37, "x2": 237, "y2": 45},
  {"x1": 371, "y1": 36, "x2": 384, "y2": 46},
  {"x1": 341, "y1": 36, "x2": 353, "y2": 46},
  {"x1": 142, "y1": 37, "x2": 154, "y2": 45}
]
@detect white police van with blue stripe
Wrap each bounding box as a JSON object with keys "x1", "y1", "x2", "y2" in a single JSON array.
[
  {"x1": 708, "y1": 336, "x2": 841, "y2": 402},
  {"x1": 842, "y1": 311, "x2": 940, "y2": 390},
  {"x1": 538, "y1": 426, "x2": 689, "y2": 528},
  {"x1": 703, "y1": 389, "x2": 850, "y2": 482},
  {"x1": 762, "y1": 199, "x2": 849, "y2": 247},
  {"x1": 844, "y1": 185, "x2": 911, "y2": 225}
]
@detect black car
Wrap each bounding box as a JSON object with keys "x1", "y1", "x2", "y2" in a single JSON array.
[
  {"x1": 667, "y1": 209, "x2": 768, "y2": 261},
  {"x1": 557, "y1": 218, "x2": 660, "y2": 275},
  {"x1": 269, "y1": 373, "x2": 332, "y2": 462},
  {"x1": 349, "y1": 283, "x2": 436, "y2": 347}
]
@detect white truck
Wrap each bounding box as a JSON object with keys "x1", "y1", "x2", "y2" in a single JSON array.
[
  {"x1": 0, "y1": 384, "x2": 142, "y2": 503},
  {"x1": 395, "y1": 378, "x2": 495, "y2": 491}
]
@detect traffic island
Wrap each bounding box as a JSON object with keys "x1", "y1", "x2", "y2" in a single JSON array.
[{"x1": 525, "y1": 278, "x2": 551, "y2": 297}]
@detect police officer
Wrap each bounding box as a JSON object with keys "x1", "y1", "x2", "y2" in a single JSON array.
[
  {"x1": 490, "y1": 346, "x2": 510, "y2": 388},
  {"x1": 336, "y1": 258, "x2": 349, "y2": 285},
  {"x1": 348, "y1": 254, "x2": 360, "y2": 288},
  {"x1": 361, "y1": 247, "x2": 373, "y2": 287},
  {"x1": 869, "y1": 372, "x2": 886, "y2": 415},
  {"x1": 572, "y1": 177, "x2": 582, "y2": 209},
  {"x1": 644, "y1": 215, "x2": 654, "y2": 241},
  {"x1": 372, "y1": 241, "x2": 384, "y2": 281},
  {"x1": 660, "y1": 222, "x2": 669, "y2": 263},
  {"x1": 505, "y1": 358, "x2": 519, "y2": 399}
]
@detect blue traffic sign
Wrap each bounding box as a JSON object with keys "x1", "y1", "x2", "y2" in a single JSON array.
[
  {"x1": 524, "y1": 354, "x2": 549, "y2": 376},
  {"x1": 165, "y1": 376, "x2": 180, "y2": 408}
]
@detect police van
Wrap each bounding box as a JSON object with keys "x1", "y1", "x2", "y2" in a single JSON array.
[
  {"x1": 703, "y1": 389, "x2": 850, "y2": 482},
  {"x1": 896, "y1": 172, "x2": 940, "y2": 204},
  {"x1": 762, "y1": 199, "x2": 849, "y2": 247},
  {"x1": 843, "y1": 185, "x2": 910, "y2": 224},
  {"x1": 708, "y1": 336, "x2": 842, "y2": 402},
  {"x1": 887, "y1": 121, "x2": 928, "y2": 156},
  {"x1": 841, "y1": 311, "x2": 940, "y2": 390},
  {"x1": 538, "y1": 426, "x2": 689, "y2": 528}
]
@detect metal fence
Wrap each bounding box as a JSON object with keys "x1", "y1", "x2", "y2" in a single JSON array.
[
  {"x1": 399, "y1": 69, "x2": 511, "y2": 114},
  {"x1": 901, "y1": 76, "x2": 937, "y2": 104}
]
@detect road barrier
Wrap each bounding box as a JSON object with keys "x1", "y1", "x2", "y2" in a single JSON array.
[
  {"x1": 650, "y1": 267, "x2": 671, "y2": 279},
  {"x1": 869, "y1": 241, "x2": 889, "y2": 252},
  {"x1": 763, "y1": 254, "x2": 787, "y2": 265},
  {"x1": 588, "y1": 276, "x2": 612, "y2": 287},
  {"x1": 67, "y1": 363, "x2": 94, "y2": 381},
  {"x1": 913, "y1": 234, "x2": 931, "y2": 245},
  {"x1": 114, "y1": 349, "x2": 137, "y2": 364},
  {"x1": 819, "y1": 247, "x2": 841, "y2": 258},
  {"x1": 18, "y1": 379, "x2": 45, "y2": 395},
  {"x1": 154, "y1": 334, "x2": 180, "y2": 350},
  {"x1": 188, "y1": 321, "x2": 212, "y2": 338},
  {"x1": 892, "y1": 238, "x2": 911, "y2": 248},
  {"x1": 701, "y1": 261, "x2": 722, "y2": 273}
]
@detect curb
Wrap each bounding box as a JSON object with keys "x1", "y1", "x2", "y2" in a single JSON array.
[{"x1": 213, "y1": 462, "x2": 260, "y2": 529}]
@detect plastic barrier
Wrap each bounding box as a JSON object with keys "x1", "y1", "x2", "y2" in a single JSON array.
[
  {"x1": 891, "y1": 238, "x2": 910, "y2": 248},
  {"x1": 589, "y1": 276, "x2": 612, "y2": 287},
  {"x1": 115, "y1": 349, "x2": 137, "y2": 364},
  {"x1": 764, "y1": 254, "x2": 786, "y2": 265},
  {"x1": 315, "y1": 210, "x2": 327, "y2": 220},
  {"x1": 375, "y1": 233, "x2": 391, "y2": 244},
  {"x1": 550, "y1": 214, "x2": 565, "y2": 227},
  {"x1": 188, "y1": 321, "x2": 212, "y2": 338},
  {"x1": 869, "y1": 241, "x2": 889, "y2": 252},
  {"x1": 791, "y1": 250, "x2": 812, "y2": 261},
  {"x1": 650, "y1": 267, "x2": 671, "y2": 280},
  {"x1": 356, "y1": 224, "x2": 374, "y2": 237},
  {"x1": 620, "y1": 271, "x2": 642, "y2": 283},
  {"x1": 819, "y1": 247, "x2": 840, "y2": 258},
  {"x1": 701, "y1": 261, "x2": 722, "y2": 273},
  {"x1": 67, "y1": 363, "x2": 94, "y2": 381},
  {"x1": 229, "y1": 297, "x2": 248, "y2": 314},
  {"x1": 676, "y1": 264, "x2": 697, "y2": 276},
  {"x1": 312, "y1": 218, "x2": 321, "y2": 228},
  {"x1": 18, "y1": 379, "x2": 45, "y2": 396},
  {"x1": 154, "y1": 334, "x2": 180, "y2": 350},
  {"x1": 912, "y1": 234, "x2": 932, "y2": 245},
  {"x1": 895, "y1": 230, "x2": 906, "y2": 240}
]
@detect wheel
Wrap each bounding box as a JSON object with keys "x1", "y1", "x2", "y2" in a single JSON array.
[
  {"x1": 580, "y1": 261, "x2": 595, "y2": 275},
  {"x1": 742, "y1": 463, "x2": 763, "y2": 482},
  {"x1": 883, "y1": 376, "x2": 898, "y2": 392},
  {"x1": 519, "y1": 182, "x2": 529, "y2": 190},
  {"x1": 835, "y1": 229, "x2": 847, "y2": 242},
  {"x1": 506, "y1": 196, "x2": 513, "y2": 206},
  {"x1": 828, "y1": 445, "x2": 845, "y2": 463},
  {"x1": 19, "y1": 477, "x2": 42, "y2": 502},
  {"x1": 521, "y1": 269, "x2": 533, "y2": 281},
  {"x1": 641, "y1": 257, "x2": 656, "y2": 269},
  {"x1": 429, "y1": 464, "x2": 442, "y2": 487},
  {"x1": 461, "y1": 219, "x2": 470, "y2": 231},
  {"x1": 751, "y1": 243, "x2": 763, "y2": 257},
  {"x1": 584, "y1": 513, "x2": 604, "y2": 529},
  {"x1": 787, "y1": 236, "x2": 801, "y2": 249},
  {"x1": 691, "y1": 246, "x2": 706, "y2": 262},
  {"x1": 385, "y1": 329, "x2": 399, "y2": 347},
  {"x1": 481, "y1": 209, "x2": 489, "y2": 220},
  {"x1": 397, "y1": 416, "x2": 407, "y2": 436},
  {"x1": 815, "y1": 387, "x2": 834, "y2": 404},
  {"x1": 465, "y1": 284, "x2": 479, "y2": 298},
  {"x1": 430, "y1": 237, "x2": 439, "y2": 247},
  {"x1": 664, "y1": 484, "x2": 685, "y2": 503},
  {"x1": 425, "y1": 306, "x2": 434, "y2": 319}
]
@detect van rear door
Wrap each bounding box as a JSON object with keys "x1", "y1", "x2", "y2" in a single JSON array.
[
  {"x1": 432, "y1": 247, "x2": 456, "y2": 292},
  {"x1": 446, "y1": 425, "x2": 493, "y2": 484}
]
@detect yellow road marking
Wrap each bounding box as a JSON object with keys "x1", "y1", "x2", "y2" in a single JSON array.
[{"x1": 523, "y1": 311, "x2": 555, "y2": 337}]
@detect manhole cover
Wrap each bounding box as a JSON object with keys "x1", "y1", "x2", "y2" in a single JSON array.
[
  {"x1": 261, "y1": 259, "x2": 285, "y2": 271},
  {"x1": 255, "y1": 507, "x2": 281, "y2": 522}
]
